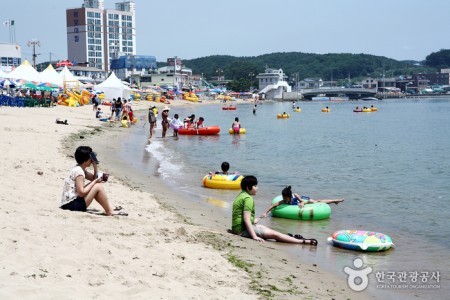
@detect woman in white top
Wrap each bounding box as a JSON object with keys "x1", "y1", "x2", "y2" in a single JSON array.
[{"x1": 61, "y1": 146, "x2": 125, "y2": 216}]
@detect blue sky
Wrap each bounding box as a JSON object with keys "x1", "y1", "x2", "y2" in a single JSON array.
[{"x1": 1, "y1": 0, "x2": 450, "y2": 64}]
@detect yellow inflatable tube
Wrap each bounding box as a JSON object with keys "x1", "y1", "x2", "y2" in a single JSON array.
[
  {"x1": 203, "y1": 174, "x2": 243, "y2": 189},
  {"x1": 229, "y1": 128, "x2": 246, "y2": 134},
  {"x1": 277, "y1": 114, "x2": 290, "y2": 119}
]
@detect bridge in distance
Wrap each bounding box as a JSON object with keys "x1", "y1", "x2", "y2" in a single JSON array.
[{"x1": 301, "y1": 88, "x2": 377, "y2": 100}]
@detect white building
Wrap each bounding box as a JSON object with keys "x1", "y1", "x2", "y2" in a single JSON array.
[
  {"x1": 0, "y1": 43, "x2": 21, "y2": 72},
  {"x1": 256, "y1": 68, "x2": 291, "y2": 100},
  {"x1": 66, "y1": 0, "x2": 136, "y2": 72}
]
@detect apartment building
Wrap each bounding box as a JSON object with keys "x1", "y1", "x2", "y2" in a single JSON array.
[{"x1": 66, "y1": 0, "x2": 136, "y2": 72}]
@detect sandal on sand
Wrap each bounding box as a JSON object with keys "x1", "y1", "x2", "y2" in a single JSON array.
[
  {"x1": 299, "y1": 238, "x2": 318, "y2": 246},
  {"x1": 287, "y1": 233, "x2": 304, "y2": 240},
  {"x1": 114, "y1": 206, "x2": 123, "y2": 211}
]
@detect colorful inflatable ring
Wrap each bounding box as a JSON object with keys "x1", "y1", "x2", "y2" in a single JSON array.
[
  {"x1": 203, "y1": 174, "x2": 243, "y2": 189},
  {"x1": 328, "y1": 230, "x2": 394, "y2": 252},
  {"x1": 370, "y1": 107, "x2": 378, "y2": 111},
  {"x1": 293, "y1": 108, "x2": 301, "y2": 112},
  {"x1": 322, "y1": 108, "x2": 331, "y2": 112},
  {"x1": 353, "y1": 109, "x2": 363, "y2": 113},
  {"x1": 271, "y1": 195, "x2": 331, "y2": 220},
  {"x1": 362, "y1": 108, "x2": 372, "y2": 112},
  {"x1": 228, "y1": 128, "x2": 246, "y2": 134}
]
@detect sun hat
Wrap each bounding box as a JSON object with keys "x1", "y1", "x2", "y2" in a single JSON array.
[{"x1": 163, "y1": 105, "x2": 170, "y2": 111}]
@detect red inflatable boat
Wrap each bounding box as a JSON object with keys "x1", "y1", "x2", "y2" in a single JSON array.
[{"x1": 178, "y1": 126, "x2": 221, "y2": 135}]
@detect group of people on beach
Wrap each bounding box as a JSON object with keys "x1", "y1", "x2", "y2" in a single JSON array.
[
  {"x1": 147, "y1": 106, "x2": 211, "y2": 138},
  {"x1": 61, "y1": 100, "x2": 344, "y2": 249}
]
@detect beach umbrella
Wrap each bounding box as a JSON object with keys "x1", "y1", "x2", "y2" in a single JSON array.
[
  {"x1": 24, "y1": 82, "x2": 38, "y2": 90},
  {"x1": 38, "y1": 82, "x2": 59, "y2": 88}
]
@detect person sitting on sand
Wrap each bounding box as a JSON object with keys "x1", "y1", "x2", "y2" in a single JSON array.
[
  {"x1": 60, "y1": 146, "x2": 126, "y2": 216},
  {"x1": 261, "y1": 186, "x2": 344, "y2": 218},
  {"x1": 232, "y1": 176, "x2": 317, "y2": 245},
  {"x1": 95, "y1": 108, "x2": 103, "y2": 118}
]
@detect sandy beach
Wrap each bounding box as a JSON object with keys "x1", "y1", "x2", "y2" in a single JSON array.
[{"x1": 0, "y1": 100, "x2": 370, "y2": 299}]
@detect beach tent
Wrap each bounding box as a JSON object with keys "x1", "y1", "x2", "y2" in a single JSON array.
[
  {"x1": 94, "y1": 72, "x2": 131, "y2": 100},
  {"x1": 39, "y1": 64, "x2": 63, "y2": 87},
  {"x1": 7, "y1": 60, "x2": 41, "y2": 82},
  {"x1": 0, "y1": 69, "x2": 9, "y2": 79},
  {"x1": 59, "y1": 66, "x2": 80, "y2": 89}
]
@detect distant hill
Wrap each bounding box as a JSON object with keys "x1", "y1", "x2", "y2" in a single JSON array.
[{"x1": 160, "y1": 52, "x2": 435, "y2": 83}]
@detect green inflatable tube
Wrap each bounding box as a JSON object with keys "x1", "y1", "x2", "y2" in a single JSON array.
[{"x1": 271, "y1": 195, "x2": 331, "y2": 220}]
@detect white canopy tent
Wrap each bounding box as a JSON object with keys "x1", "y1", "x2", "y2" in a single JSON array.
[
  {"x1": 59, "y1": 66, "x2": 81, "y2": 89},
  {"x1": 39, "y1": 64, "x2": 63, "y2": 86},
  {"x1": 0, "y1": 69, "x2": 9, "y2": 79},
  {"x1": 94, "y1": 72, "x2": 131, "y2": 100},
  {"x1": 7, "y1": 60, "x2": 41, "y2": 82}
]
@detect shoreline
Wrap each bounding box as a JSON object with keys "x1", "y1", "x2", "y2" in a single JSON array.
[
  {"x1": 82, "y1": 100, "x2": 372, "y2": 299},
  {"x1": 0, "y1": 100, "x2": 369, "y2": 299}
]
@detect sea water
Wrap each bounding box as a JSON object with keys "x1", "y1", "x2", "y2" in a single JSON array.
[{"x1": 121, "y1": 98, "x2": 449, "y2": 298}]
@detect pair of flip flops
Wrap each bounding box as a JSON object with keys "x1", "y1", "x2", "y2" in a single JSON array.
[{"x1": 287, "y1": 233, "x2": 318, "y2": 246}]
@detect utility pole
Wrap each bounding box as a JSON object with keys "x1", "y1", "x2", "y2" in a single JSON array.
[
  {"x1": 49, "y1": 52, "x2": 54, "y2": 66},
  {"x1": 27, "y1": 39, "x2": 41, "y2": 69}
]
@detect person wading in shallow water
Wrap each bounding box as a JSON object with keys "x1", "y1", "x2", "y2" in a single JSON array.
[{"x1": 161, "y1": 106, "x2": 170, "y2": 138}]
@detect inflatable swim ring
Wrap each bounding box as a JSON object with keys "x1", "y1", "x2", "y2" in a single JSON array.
[
  {"x1": 271, "y1": 195, "x2": 331, "y2": 220},
  {"x1": 362, "y1": 108, "x2": 372, "y2": 113},
  {"x1": 322, "y1": 108, "x2": 331, "y2": 112},
  {"x1": 228, "y1": 128, "x2": 246, "y2": 134},
  {"x1": 353, "y1": 109, "x2": 363, "y2": 113},
  {"x1": 293, "y1": 108, "x2": 302, "y2": 112},
  {"x1": 277, "y1": 114, "x2": 290, "y2": 119},
  {"x1": 370, "y1": 107, "x2": 378, "y2": 111},
  {"x1": 203, "y1": 174, "x2": 243, "y2": 189},
  {"x1": 328, "y1": 230, "x2": 394, "y2": 252}
]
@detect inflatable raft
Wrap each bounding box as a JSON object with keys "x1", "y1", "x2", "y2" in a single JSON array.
[
  {"x1": 222, "y1": 106, "x2": 236, "y2": 110},
  {"x1": 229, "y1": 128, "x2": 246, "y2": 134},
  {"x1": 277, "y1": 114, "x2": 290, "y2": 119},
  {"x1": 271, "y1": 195, "x2": 331, "y2": 220},
  {"x1": 203, "y1": 174, "x2": 243, "y2": 189},
  {"x1": 328, "y1": 230, "x2": 394, "y2": 252},
  {"x1": 178, "y1": 126, "x2": 220, "y2": 135}
]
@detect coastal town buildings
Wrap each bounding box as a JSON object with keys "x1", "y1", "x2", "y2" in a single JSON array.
[
  {"x1": 0, "y1": 43, "x2": 21, "y2": 72},
  {"x1": 256, "y1": 68, "x2": 291, "y2": 99},
  {"x1": 66, "y1": 0, "x2": 136, "y2": 73}
]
